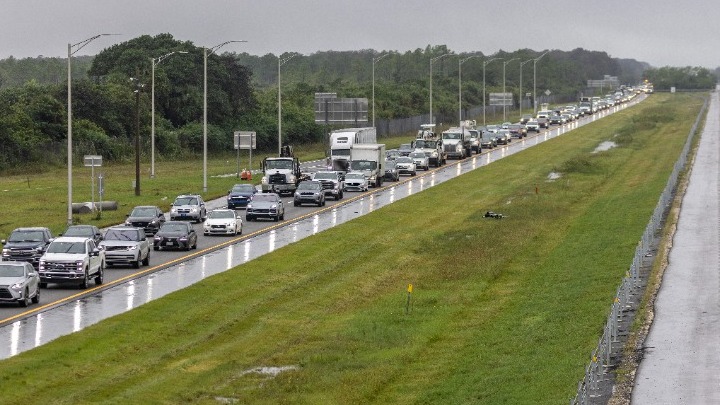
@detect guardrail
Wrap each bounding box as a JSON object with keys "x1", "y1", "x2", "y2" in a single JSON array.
[{"x1": 570, "y1": 94, "x2": 710, "y2": 404}]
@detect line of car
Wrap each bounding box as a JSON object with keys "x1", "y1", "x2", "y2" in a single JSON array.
[{"x1": 2, "y1": 94, "x2": 640, "y2": 308}]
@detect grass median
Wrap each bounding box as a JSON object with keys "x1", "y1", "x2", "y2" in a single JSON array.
[{"x1": 0, "y1": 94, "x2": 703, "y2": 404}]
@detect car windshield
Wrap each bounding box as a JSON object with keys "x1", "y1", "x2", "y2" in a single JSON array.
[
  {"x1": 130, "y1": 207, "x2": 158, "y2": 217},
  {"x1": 396, "y1": 157, "x2": 412, "y2": 163},
  {"x1": 252, "y1": 194, "x2": 279, "y2": 202},
  {"x1": 209, "y1": 210, "x2": 235, "y2": 219},
  {"x1": 47, "y1": 241, "x2": 86, "y2": 254},
  {"x1": 442, "y1": 132, "x2": 461, "y2": 140},
  {"x1": 265, "y1": 160, "x2": 293, "y2": 170},
  {"x1": 0, "y1": 264, "x2": 25, "y2": 277},
  {"x1": 104, "y1": 229, "x2": 140, "y2": 241},
  {"x1": 350, "y1": 161, "x2": 377, "y2": 171},
  {"x1": 174, "y1": 197, "x2": 198, "y2": 206},
  {"x1": 7, "y1": 230, "x2": 45, "y2": 242},
  {"x1": 298, "y1": 182, "x2": 320, "y2": 190},
  {"x1": 64, "y1": 226, "x2": 94, "y2": 237},
  {"x1": 160, "y1": 223, "x2": 188, "y2": 233},
  {"x1": 414, "y1": 140, "x2": 427, "y2": 148},
  {"x1": 385, "y1": 161, "x2": 397, "y2": 169},
  {"x1": 331, "y1": 148, "x2": 351, "y2": 157},
  {"x1": 313, "y1": 172, "x2": 335, "y2": 180},
  {"x1": 399, "y1": 144, "x2": 412, "y2": 151},
  {"x1": 231, "y1": 184, "x2": 255, "y2": 193},
  {"x1": 345, "y1": 173, "x2": 365, "y2": 180},
  {"x1": 410, "y1": 152, "x2": 425, "y2": 158}
]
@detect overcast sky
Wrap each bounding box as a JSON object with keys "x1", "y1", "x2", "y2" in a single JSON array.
[{"x1": 1, "y1": 0, "x2": 717, "y2": 68}]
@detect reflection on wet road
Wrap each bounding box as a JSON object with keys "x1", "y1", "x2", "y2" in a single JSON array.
[{"x1": 0, "y1": 102, "x2": 635, "y2": 359}]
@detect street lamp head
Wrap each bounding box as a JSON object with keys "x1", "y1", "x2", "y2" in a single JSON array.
[{"x1": 208, "y1": 40, "x2": 248, "y2": 55}]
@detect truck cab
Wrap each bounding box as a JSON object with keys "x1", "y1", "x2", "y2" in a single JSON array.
[
  {"x1": 261, "y1": 156, "x2": 302, "y2": 195},
  {"x1": 412, "y1": 138, "x2": 446, "y2": 167},
  {"x1": 441, "y1": 127, "x2": 472, "y2": 159}
]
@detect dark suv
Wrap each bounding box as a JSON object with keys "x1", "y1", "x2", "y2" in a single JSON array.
[
  {"x1": 1, "y1": 227, "x2": 53, "y2": 269},
  {"x1": 294, "y1": 181, "x2": 326, "y2": 207}
]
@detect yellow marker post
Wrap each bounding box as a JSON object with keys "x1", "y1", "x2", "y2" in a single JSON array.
[{"x1": 406, "y1": 284, "x2": 413, "y2": 314}]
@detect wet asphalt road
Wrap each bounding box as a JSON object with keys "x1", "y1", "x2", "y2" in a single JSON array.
[
  {"x1": 0, "y1": 101, "x2": 636, "y2": 359},
  {"x1": 631, "y1": 91, "x2": 720, "y2": 403}
]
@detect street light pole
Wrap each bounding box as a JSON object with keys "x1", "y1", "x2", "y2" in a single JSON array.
[
  {"x1": 67, "y1": 34, "x2": 115, "y2": 226},
  {"x1": 482, "y1": 57, "x2": 502, "y2": 126},
  {"x1": 278, "y1": 53, "x2": 297, "y2": 156},
  {"x1": 130, "y1": 77, "x2": 144, "y2": 196},
  {"x1": 372, "y1": 52, "x2": 390, "y2": 128},
  {"x1": 502, "y1": 58, "x2": 518, "y2": 122},
  {"x1": 533, "y1": 51, "x2": 549, "y2": 114},
  {"x1": 204, "y1": 40, "x2": 246, "y2": 193},
  {"x1": 151, "y1": 51, "x2": 188, "y2": 178},
  {"x1": 429, "y1": 53, "x2": 451, "y2": 125},
  {"x1": 519, "y1": 59, "x2": 533, "y2": 119},
  {"x1": 458, "y1": 55, "x2": 481, "y2": 123}
]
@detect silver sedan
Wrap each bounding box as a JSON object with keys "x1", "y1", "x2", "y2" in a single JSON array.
[{"x1": 0, "y1": 261, "x2": 40, "y2": 307}]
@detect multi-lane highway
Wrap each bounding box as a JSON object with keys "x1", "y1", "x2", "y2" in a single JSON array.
[{"x1": 0, "y1": 100, "x2": 635, "y2": 341}]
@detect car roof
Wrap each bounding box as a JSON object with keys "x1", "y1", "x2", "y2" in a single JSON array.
[
  {"x1": 107, "y1": 226, "x2": 142, "y2": 231},
  {"x1": 13, "y1": 227, "x2": 49, "y2": 231},
  {"x1": 163, "y1": 221, "x2": 191, "y2": 226}
]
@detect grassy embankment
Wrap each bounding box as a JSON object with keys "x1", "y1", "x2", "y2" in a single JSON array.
[{"x1": 0, "y1": 94, "x2": 702, "y2": 404}]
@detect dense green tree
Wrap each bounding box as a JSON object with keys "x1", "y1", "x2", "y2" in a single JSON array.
[{"x1": 0, "y1": 39, "x2": 709, "y2": 172}]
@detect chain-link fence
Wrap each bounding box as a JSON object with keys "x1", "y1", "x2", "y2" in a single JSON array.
[{"x1": 570, "y1": 94, "x2": 709, "y2": 405}]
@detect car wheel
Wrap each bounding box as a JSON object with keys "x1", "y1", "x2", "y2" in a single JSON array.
[
  {"x1": 133, "y1": 257, "x2": 141, "y2": 269},
  {"x1": 19, "y1": 288, "x2": 30, "y2": 307},
  {"x1": 153, "y1": 246, "x2": 159, "y2": 251},
  {"x1": 192, "y1": 240, "x2": 197, "y2": 249},
  {"x1": 184, "y1": 243, "x2": 190, "y2": 251},
  {"x1": 80, "y1": 270, "x2": 89, "y2": 289},
  {"x1": 39, "y1": 282, "x2": 47, "y2": 289},
  {"x1": 411, "y1": 171, "x2": 416, "y2": 176},
  {"x1": 294, "y1": 201, "x2": 299, "y2": 207},
  {"x1": 246, "y1": 216, "x2": 253, "y2": 222},
  {"x1": 142, "y1": 252, "x2": 150, "y2": 266},
  {"x1": 280, "y1": 212, "x2": 285, "y2": 220},
  {"x1": 95, "y1": 264, "x2": 104, "y2": 285},
  {"x1": 31, "y1": 287, "x2": 40, "y2": 304}
]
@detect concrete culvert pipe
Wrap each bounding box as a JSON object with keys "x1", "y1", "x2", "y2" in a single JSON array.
[{"x1": 71, "y1": 201, "x2": 118, "y2": 213}]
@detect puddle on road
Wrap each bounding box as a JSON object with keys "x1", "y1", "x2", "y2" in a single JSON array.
[{"x1": 0, "y1": 106, "x2": 632, "y2": 360}]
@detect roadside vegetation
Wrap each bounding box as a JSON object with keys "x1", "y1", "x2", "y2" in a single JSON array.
[{"x1": 0, "y1": 93, "x2": 704, "y2": 403}]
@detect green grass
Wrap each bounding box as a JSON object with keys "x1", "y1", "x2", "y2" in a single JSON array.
[{"x1": 0, "y1": 94, "x2": 704, "y2": 404}]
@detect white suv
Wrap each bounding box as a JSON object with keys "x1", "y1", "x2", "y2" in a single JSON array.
[
  {"x1": 100, "y1": 226, "x2": 150, "y2": 268},
  {"x1": 170, "y1": 194, "x2": 207, "y2": 223}
]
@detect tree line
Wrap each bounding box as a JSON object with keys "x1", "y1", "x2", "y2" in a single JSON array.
[{"x1": 0, "y1": 34, "x2": 714, "y2": 173}]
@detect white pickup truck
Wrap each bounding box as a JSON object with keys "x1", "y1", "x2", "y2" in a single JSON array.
[{"x1": 38, "y1": 236, "x2": 104, "y2": 289}]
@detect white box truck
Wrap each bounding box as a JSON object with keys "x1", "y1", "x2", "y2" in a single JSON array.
[
  {"x1": 329, "y1": 127, "x2": 377, "y2": 171},
  {"x1": 349, "y1": 143, "x2": 386, "y2": 188}
]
